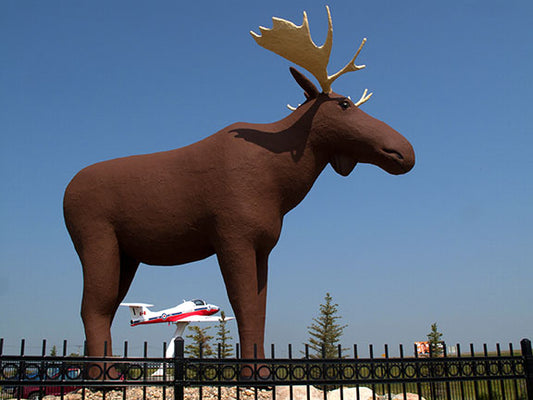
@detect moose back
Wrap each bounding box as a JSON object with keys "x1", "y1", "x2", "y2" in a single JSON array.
[{"x1": 63, "y1": 7, "x2": 415, "y2": 359}]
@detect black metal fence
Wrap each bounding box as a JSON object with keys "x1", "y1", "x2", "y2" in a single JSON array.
[{"x1": 1, "y1": 338, "x2": 531, "y2": 400}]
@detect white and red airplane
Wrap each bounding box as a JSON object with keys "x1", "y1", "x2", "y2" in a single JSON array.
[
  {"x1": 120, "y1": 299, "x2": 233, "y2": 375},
  {"x1": 121, "y1": 299, "x2": 222, "y2": 327}
]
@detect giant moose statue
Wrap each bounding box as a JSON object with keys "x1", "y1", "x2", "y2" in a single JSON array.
[{"x1": 64, "y1": 7, "x2": 415, "y2": 359}]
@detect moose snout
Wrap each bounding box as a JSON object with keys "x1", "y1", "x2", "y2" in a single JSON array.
[
  {"x1": 381, "y1": 141, "x2": 415, "y2": 175},
  {"x1": 353, "y1": 109, "x2": 415, "y2": 175}
]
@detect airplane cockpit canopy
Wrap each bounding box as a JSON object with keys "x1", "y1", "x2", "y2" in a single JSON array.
[{"x1": 192, "y1": 299, "x2": 206, "y2": 306}]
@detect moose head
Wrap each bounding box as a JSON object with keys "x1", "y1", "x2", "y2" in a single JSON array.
[
  {"x1": 251, "y1": 6, "x2": 414, "y2": 177},
  {"x1": 63, "y1": 7, "x2": 414, "y2": 364}
]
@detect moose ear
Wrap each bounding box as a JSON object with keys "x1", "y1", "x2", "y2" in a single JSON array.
[{"x1": 290, "y1": 67, "x2": 319, "y2": 99}]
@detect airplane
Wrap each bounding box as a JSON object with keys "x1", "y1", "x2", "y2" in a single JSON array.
[
  {"x1": 121, "y1": 299, "x2": 222, "y2": 327},
  {"x1": 120, "y1": 299, "x2": 234, "y2": 375}
]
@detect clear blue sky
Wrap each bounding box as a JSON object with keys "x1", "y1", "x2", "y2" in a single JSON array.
[{"x1": 1, "y1": 1, "x2": 532, "y2": 356}]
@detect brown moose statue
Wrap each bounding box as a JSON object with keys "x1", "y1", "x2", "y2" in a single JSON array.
[{"x1": 64, "y1": 7, "x2": 415, "y2": 360}]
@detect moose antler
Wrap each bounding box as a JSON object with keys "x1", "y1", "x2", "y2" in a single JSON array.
[{"x1": 251, "y1": 5, "x2": 372, "y2": 101}]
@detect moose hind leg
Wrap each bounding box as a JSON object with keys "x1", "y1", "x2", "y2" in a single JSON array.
[{"x1": 79, "y1": 232, "x2": 138, "y2": 357}]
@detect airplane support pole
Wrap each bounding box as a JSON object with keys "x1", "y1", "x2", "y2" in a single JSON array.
[{"x1": 153, "y1": 322, "x2": 189, "y2": 377}]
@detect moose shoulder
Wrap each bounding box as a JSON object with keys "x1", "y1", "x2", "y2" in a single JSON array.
[{"x1": 64, "y1": 7, "x2": 415, "y2": 360}]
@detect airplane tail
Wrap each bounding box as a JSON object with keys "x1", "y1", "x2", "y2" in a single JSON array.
[{"x1": 120, "y1": 303, "x2": 154, "y2": 325}]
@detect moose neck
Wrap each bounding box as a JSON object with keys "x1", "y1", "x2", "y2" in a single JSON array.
[{"x1": 231, "y1": 99, "x2": 331, "y2": 215}]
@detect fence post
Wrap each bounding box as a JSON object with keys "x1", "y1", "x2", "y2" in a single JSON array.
[
  {"x1": 174, "y1": 337, "x2": 185, "y2": 400},
  {"x1": 521, "y1": 339, "x2": 533, "y2": 400}
]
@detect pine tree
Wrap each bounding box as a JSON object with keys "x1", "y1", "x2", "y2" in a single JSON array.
[
  {"x1": 185, "y1": 325, "x2": 214, "y2": 357},
  {"x1": 427, "y1": 322, "x2": 443, "y2": 357},
  {"x1": 305, "y1": 292, "x2": 347, "y2": 359},
  {"x1": 50, "y1": 345, "x2": 57, "y2": 356},
  {"x1": 215, "y1": 311, "x2": 234, "y2": 358}
]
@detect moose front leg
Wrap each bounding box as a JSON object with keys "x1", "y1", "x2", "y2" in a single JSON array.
[{"x1": 216, "y1": 242, "x2": 270, "y2": 360}]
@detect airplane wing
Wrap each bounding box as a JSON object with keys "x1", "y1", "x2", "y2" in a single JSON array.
[{"x1": 178, "y1": 315, "x2": 235, "y2": 322}]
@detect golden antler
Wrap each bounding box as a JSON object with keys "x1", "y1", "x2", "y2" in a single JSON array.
[{"x1": 251, "y1": 6, "x2": 370, "y2": 96}]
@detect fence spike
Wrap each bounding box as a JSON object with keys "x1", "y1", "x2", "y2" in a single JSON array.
[{"x1": 520, "y1": 338, "x2": 533, "y2": 400}]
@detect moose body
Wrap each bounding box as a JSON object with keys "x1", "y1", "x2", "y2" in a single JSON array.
[{"x1": 64, "y1": 8, "x2": 415, "y2": 360}]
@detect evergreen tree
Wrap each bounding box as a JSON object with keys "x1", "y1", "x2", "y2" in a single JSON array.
[
  {"x1": 50, "y1": 345, "x2": 57, "y2": 356},
  {"x1": 427, "y1": 322, "x2": 443, "y2": 357},
  {"x1": 215, "y1": 311, "x2": 234, "y2": 358},
  {"x1": 305, "y1": 292, "x2": 347, "y2": 359},
  {"x1": 185, "y1": 325, "x2": 214, "y2": 357}
]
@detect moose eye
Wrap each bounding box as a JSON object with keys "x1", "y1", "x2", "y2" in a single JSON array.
[{"x1": 339, "y1": 100, "x2": 350, "y2": 110}]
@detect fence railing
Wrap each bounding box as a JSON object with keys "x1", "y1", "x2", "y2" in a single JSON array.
[{"x1": 1, "y1": 338, "x2": 531, "y2": 400}]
